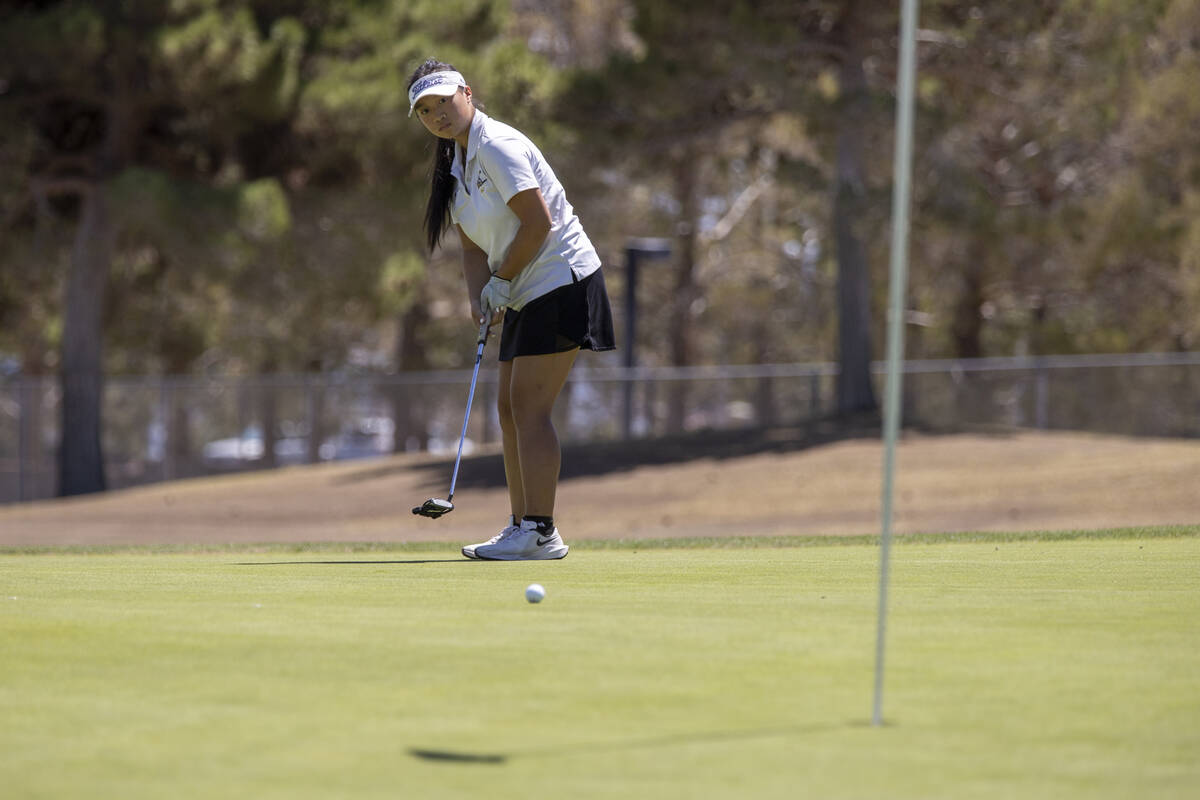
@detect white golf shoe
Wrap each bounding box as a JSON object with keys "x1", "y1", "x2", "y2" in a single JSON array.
[
  {"x1": 473, "y1": 519, "x2": 569, "y2": 561},
  {"x1": 462, "y1": 517, "x2": 520, "y2": 560}
]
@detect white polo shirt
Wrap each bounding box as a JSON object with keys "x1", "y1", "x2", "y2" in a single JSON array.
[{"x1": 449, "y1": 111, "x2": 601, "y2": 311}]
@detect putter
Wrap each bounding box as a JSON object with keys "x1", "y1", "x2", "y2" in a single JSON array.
[{"x1": 412, "y1": 311, "x2": 492, "y2": 519}]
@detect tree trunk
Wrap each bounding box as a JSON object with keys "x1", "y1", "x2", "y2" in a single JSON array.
[
  {"x1": 58, "y1": 183, "x2": 113, "y2": 496},
  {"x1": 752, "y1": 315, "x2": 777, "y2": 427},
  {"x1": 168, "y1": 387, "x2": 193, "y2": 478},
  {"x1": 56, "y1": 61, "x2": 137, "y2": 496},
  {"x1": 666, "y1": 151, "x2": 700, "y2": 434},
  {"x1": 392, "y1": 296, "x2": 432, "y2": 452},
  {"x1": 259, "y1": 359, "x2": 279, "y2": 469},
  {"x1": 832, "y1": 1, "x2": 878, "y2": 417},
  {"x1": 306, "y1": 378, "x2": 325, "y2": 464},
  {"x1": 951, "y1": 247, "x2": 986, "y2": 358}
]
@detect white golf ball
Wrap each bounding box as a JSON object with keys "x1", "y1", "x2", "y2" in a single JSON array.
[{"x1": 525, "y1": 583, "x2": 546, "y2": 603}]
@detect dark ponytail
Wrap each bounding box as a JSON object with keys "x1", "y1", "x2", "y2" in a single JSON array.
[
  {"x1": 424, "y1": 136, "x2": 456, "y2": 252},
  {"x1": 406, "y1": 58, "x2": 477, "y2": 253}
]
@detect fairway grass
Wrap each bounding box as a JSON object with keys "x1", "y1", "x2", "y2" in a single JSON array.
[{"x1": 2, "y1": 536, "x2": 1198, "y2": 799}]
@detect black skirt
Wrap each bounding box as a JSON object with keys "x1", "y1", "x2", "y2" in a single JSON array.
[{"x1": 498, "y1": 269, "x2": 616, "y2": 362}]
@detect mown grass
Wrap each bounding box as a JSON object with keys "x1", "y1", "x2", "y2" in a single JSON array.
[
  {"x1": 2, "y1": 533, "x2": 1197, "y2": 799},
  {"x1": 2, "y1": 523, "x2": 1196, "y2": 556}
]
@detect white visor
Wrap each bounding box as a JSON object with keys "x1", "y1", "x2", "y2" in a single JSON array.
[{"x1": 408, "y1": 70, "x2": 467, "y2": 116}]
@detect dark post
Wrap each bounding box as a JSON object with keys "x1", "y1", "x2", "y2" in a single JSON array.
[
  {"x1": 621, "y1": 238, "x2": 672, "y2": 438},
  {"x1": 621, "y1": 248, "x2": 638, "y2": 439}
]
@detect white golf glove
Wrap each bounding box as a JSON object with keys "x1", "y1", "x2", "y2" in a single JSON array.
[{"x1": 480, "y1": 274, "x2": 511, "y2": 314}]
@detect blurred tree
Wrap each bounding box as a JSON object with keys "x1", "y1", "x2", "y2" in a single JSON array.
[
  {"x1": 1074, "y1": 0, "x2": 1200, "y2": 351},
  {"x1": 561, "y1": 0, "x2": 897, "y2": 420},
  {"x1": 509, "y1": 0, "x2": 640, "y2": 69},
  {"x1": 559, "y1": 0, "x2": 799, "y2": 429},
  {"x1": 827, "y1": 0, "x2": 882, "y2": 414},
  {"x1": 906, "y1": 0, "x2": 1070, "y2": 359},
  {"x1": 908, "y1": 0, "x2": 1198, "y2": 358},
  {"x1": 0, "y1": 104, "x2": 59, "y2": 377},
  {"x1": 0, "y1": 0, "x2": 306, "y2": 494}
]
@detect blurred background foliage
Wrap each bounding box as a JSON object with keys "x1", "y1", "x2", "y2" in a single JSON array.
[{"x1": 0, "y1": 0, "x2": 1198, "y2": 490}]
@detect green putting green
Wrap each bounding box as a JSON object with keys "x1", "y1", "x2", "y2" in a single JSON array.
[{"x1": 2, "y1": 532, "x2": 1197, "y2": 799}]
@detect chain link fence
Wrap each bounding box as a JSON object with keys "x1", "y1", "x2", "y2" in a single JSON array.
[{"x1": 2, "y1": 352, "x2": 1198, "y2": 504}]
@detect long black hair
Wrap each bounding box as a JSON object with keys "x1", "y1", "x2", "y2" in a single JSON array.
[{"x1": 406, "y1": 58, "x2": 479, "y2": 252}]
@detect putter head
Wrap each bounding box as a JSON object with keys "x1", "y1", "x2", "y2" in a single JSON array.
[{"x1": 412, "y1": 498, "x2": 454, "y2": 518}]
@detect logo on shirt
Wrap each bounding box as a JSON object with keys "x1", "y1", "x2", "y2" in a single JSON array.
[{"x1": 476, "y1": 173, "x2": 489, "y2": 191}]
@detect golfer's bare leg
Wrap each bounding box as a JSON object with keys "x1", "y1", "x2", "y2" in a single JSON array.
[
  {"x1": 507, "y1": 349, "x2": 578, "y2": 518},
  {"x1": 497, "y1": 359, "x2": 524, "y2": 520}
]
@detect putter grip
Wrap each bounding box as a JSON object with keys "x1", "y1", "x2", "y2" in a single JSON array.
[{"x1": 476, "y1": 310, "x2": 492, "y2": 344}]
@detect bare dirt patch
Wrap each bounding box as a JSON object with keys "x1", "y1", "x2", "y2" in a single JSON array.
[{"x1": 1, "y1": 430, "x2": 1197, "y2": 547}]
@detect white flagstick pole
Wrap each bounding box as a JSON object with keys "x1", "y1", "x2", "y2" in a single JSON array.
[{"x1": 874, "y1": 0, "x2": 920, "y2": 728}]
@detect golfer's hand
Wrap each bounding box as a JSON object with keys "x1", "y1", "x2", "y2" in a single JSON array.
[
  {"x1": 469, "y1": 301, "x2": 502, "y2": 335},
  {"x1": 479, "y1": 274, "x2": 511, "y2": 316}
]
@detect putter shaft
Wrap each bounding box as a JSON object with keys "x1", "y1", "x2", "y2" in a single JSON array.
[{"x1": 446, "y1": 313, "x2": 491, "y2": 503}]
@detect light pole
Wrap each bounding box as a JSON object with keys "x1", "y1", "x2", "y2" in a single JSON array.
[{"x1": 622, "y1": 237, "x2": 672, "y2": 439}]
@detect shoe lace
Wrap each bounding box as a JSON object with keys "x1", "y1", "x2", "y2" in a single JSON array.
[{"x1": 486, "y1": 524, "x2": 520, "y2": 545}]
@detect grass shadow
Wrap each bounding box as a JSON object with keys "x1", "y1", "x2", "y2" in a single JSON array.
[
  {"x1": 234, "y1": 559, "x2": 467, "y2": 566},
  {"x1": 409, "y1": 719, "x2": 870, "y2": 766},
  {"x1": 338, "y1": 413, "x2": 902, "y2": 491},
  {"x1": 408, "y1": 749, "x2": 507, "y2": 765}
]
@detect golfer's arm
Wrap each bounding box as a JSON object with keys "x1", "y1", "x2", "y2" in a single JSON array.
[
  {"x1": 457, "y1": 226, "x2": 491, "y2": 304},
  {"x1": 494, "y1": 188, "x2": 552, "y2": 281}
]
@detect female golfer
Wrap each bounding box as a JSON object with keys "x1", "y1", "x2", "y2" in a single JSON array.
[{"x1": 407, "y1": 59, "x2": 615, "y2": 560}]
